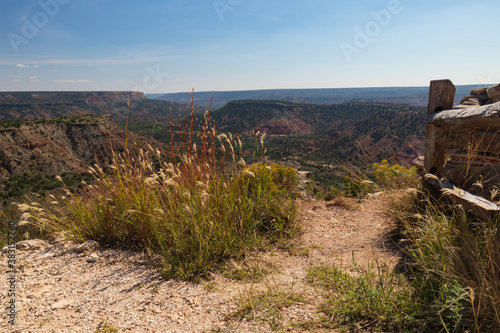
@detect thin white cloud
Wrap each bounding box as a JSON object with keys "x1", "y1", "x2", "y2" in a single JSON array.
[
  {"x1": 30, "y1": 76, "x2": 38, "y2": 80},
  {"x1": 53, "y1": 79, "x2": 96, "y2": 83},
  {"x1": 16, "y1": 64, "x2": 40, "y2": 68},
  {"x1": 12, "y1": 79, "x2": 22, "y2": 82},
  {"x1": 0, "y1": 49, "x2": 182, "y2": 67}
]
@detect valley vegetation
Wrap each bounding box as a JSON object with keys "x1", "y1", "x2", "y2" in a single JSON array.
[{"x1": 0, "y1": 93, "x2": 499, "y2": 332}]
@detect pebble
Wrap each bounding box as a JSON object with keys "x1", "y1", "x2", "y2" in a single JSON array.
[
  {"x1": 86, "y1": 253, "x2": 100, "y2": 263},
  {"x1": 51, "y1": 299, "x2": 75, "y2": 310}
]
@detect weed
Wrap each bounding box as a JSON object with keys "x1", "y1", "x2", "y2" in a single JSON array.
[
  {"x1": 306, "y1": 259, "x2": 420, "y2": 332},
  {"x1": 204, "y1": 281, "x2": 218, "y2": 293},
  {"x1": 373, "y1": 159, "x2": 419, "y2": 190},
  {"x1": 21, "y1": 98, "x2": 298, "y2": 281},
  {"x1": 223, "y1": 259, "x2": 274, "y2": 282},
  {"x1": 95, "y1": 319, "x2": 119, "y2": 333},
  {"x1": 393, "y1": 191, "x2": 500, "y2": 332},
  {"x1": 230, "y1": 277, "x2": 304, "y2": 331}
]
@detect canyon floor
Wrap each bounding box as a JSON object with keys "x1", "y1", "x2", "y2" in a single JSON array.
[{"x1": 1, "y1": 193, "x2": 404, "y2": 333}]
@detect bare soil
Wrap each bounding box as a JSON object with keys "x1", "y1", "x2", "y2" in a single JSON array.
[{"x1": 1, "y1": 194, "x2": 403, "y2": 333}]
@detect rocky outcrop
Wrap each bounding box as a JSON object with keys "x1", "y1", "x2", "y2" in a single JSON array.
[
  {"x1": 0, "y1": 115, "x2": 150, "y2": 180},
  {"x1": 454, "y1": 83, "x2": 500, "y2": 109}
]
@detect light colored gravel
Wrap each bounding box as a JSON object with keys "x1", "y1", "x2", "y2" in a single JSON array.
[{"x1": 1, "y1": 194, "x2": 402, "y2": 332}]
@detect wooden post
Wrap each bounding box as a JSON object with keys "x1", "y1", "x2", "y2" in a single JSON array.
[
  {"x1": 427, "y1": 79, "x2": 456, "y2": 115},
  {"x1": 424, "y1": 80, "x2": 456, "y2": 177}
]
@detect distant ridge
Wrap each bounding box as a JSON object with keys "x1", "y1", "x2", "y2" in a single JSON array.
[
  {"x1": 0, "y1": 91, "x2": 189, "y2": 122},
  {"x1": 154, "y1": 85, "x2": 489, "y2": 109}
]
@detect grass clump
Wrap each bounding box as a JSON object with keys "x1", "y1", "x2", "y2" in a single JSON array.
[
  {"x1": 20, "y1": 102, "x2": 298, "y2": 281},
  {"x1": 95, "y1": 319, "x2": 119, "y2": 333},
  {"x1": 307, "y1": 260, "x2": 420, "y2": 332},
  {"x1": 395, "y1": 192, "x2": 500, "y2": 332}
]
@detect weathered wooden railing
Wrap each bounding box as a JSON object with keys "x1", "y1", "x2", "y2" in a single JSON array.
[{"x1": 424, "y1": 79, "x2": 500, "y2": 221}]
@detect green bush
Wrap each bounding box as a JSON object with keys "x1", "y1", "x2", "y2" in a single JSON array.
[
  {"x1": 373, "y1": 160, "x2": 418, "y2": 189},
  {"x1": 21, "y1": 109, "x2": 298, "y2": 281}
]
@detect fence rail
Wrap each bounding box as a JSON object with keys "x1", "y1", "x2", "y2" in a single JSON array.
[{"x1": 424, "y1": 79, "x2": 500, "y2": 221}]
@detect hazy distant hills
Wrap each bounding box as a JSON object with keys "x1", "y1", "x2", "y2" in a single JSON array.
[
  {"x1": 0, "y1": 91, "x2": 189, "y2": 122},
  {"x1": 0, "y1": 89, "x2": 436, "y2": 193},
  {"x1": 154, "y1": 85, "x2": 488, "y2": 110}
]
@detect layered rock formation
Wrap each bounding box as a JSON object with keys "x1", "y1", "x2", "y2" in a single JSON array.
[
  {"x1": 0, "y1": 115, "x2": 148, "y2": 180},
  {"x1": 454, "y1": 83, "x2": 500, "y2": 109}
]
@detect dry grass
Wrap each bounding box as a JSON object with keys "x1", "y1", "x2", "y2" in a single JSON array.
[{"x1": 19, "y1": 96, "x2": 299, "y2": 280}]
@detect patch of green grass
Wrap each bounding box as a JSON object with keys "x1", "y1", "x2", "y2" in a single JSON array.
[
  {"x1": 95, "y1": 319, "x2": 119, "y2": 333},
  {"x1": 307, "y1": 260, "x2": 420, "y2": 332},
  {"x1": 394, "y1": 191, "x2": 500, "y2": 332}
]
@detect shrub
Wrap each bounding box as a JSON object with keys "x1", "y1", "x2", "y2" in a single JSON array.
[
  {"x1": 393, "y1": 191, "x2": 500, "y2": 332},
  {"x1": 373, "y1": 160, "x2": 418, "y2": 190},
  {"x1": 21, "y1": 105, "x2": 298, "y2": 281},
  {"x1": 240, "y1": 162, "x2": 299, "y2": 194}
]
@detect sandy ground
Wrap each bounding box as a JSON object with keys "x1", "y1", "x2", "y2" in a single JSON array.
[{"x1": 0, "y1": 194, "x2": 403, "y2": 332}]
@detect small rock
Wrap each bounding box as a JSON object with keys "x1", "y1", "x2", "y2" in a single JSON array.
[
  {"x1": 51, "y1": 299, "x2": 74, "y2": 310},
  {"x1": 16, "y1": 239, "x2": 48, "y2": 252},
  {"x1": 487, "y1": 83, "x2": 500, "y2": 99},
  {"x1": 297, "y1": 171, "x2": 312, "y2": 179},
  {"x1": 460, "y1": 94, "x2": 480, "y2": 103},
  {"x1": 33, "y1": 251, "x2": 55, "y2": 260},
  {"x1": 151, "y1": 306, "x2": 162, "y2": 314},
  {"x1": 459, "y1": 95, "x2": 482, "y2": 107},
  {"x1": 470, "y1": 87, "x2": 487, "y2": 95},
  {"x1": 86, "y1": 253, "x2": 99, "y2": 263},
  {"x1": 453, "y1": 104, "x2": 476, "y2": 109},
  {"x1": 412, "y1": 156, "x2": 424, "y2": 169},
  {"x1": 73, "y1": 240, "x2": 100, "y2": 254},
  {"x1": 48, "y1": 233, "x2": 66, "y2": 245}
]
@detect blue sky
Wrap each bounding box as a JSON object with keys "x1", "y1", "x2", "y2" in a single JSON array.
[{"x1": 0, "y1": 0, "x2": 499, "y2": 93}]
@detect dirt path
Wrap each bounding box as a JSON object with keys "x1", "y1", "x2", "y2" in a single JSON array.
[{"x1": 1, "y1": 194, "x2": 403, "y2": 332}]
